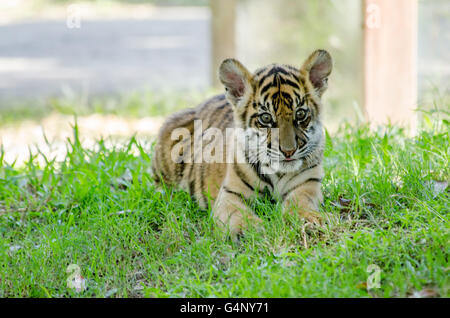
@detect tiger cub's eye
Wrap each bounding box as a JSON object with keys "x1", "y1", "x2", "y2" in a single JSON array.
[
  {"x1": 259, "y1": 113, "x2": 273, "y2": 125},
  {"x1": 296, "y1": 109, "x2": 307, "y2": 121}
]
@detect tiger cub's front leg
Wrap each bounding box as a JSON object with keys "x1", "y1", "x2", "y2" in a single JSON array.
[
  {"x1": 282, "y1": 179, "x2": 324, "y2": 225},
  {"x1": 212, "y1": 173, "x2": 261, "y2": 237}
]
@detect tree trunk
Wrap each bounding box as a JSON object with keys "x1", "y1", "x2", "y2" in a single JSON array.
[
  {"x1": 210, "y1": 0, "x2": 236, "y2": 88},
  {"x1": 363, "y1": 0, "x2": 418, "y2": 131}
]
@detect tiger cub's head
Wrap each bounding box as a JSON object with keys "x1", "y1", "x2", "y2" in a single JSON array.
[{"x1": 219, "y1": 50, "x2": 332, "y2": 173}]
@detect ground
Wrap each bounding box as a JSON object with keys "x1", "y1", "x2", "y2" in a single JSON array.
[{"x1": 1, "y1": 112, "x2": 448, "y2": 297}]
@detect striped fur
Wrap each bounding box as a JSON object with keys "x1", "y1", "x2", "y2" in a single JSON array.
[{"x1": 152, "y1": 50, "x2": 333, "y2": 237}]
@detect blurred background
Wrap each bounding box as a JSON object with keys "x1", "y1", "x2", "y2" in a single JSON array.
[{"x1": 0, "y1": 0, "x2": 448, "y2": 164}]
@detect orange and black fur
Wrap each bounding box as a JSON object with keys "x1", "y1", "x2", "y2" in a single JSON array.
[{"x1": 152, "y1": 50, "x2": 333, "y2": 237}]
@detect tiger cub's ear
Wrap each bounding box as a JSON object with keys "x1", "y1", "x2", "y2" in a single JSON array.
[
  {"x1": 219, "y1": 58, "x2": 253, "y2": 106},
  {"x1": 301, "y1": 50, "x2": 333, "y2": 97}
]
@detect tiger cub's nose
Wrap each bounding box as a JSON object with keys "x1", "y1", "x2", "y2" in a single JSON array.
[{"x1": 279, "y1": 146, "x2": 296, "y2": 158}]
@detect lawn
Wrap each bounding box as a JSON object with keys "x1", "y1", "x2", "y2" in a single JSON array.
[{"x1": 0, "y1": 108, "x2": 448, "y2": 297}]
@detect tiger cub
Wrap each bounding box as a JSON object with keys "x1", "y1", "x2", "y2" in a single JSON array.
[{"x1": 152, "y1": 49, "x2": 332, "y2": 237}]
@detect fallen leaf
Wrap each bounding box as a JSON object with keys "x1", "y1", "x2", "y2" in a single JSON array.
[
  {"x1": 339, "y1": 197, "x2": 352, "y2": 206},
  {"x1": 363, "y1": 200, "x2": 377, "y2": 210},
  {"x1": 355, "y1": 281, "x2": 367, "y2": 290},
  {"x1": 108, "y1": 209, "x2": 132, "y2": 216},
  {"x1": 105, "y1": 288, "x2": 118, "y2": 297},
  {"x1": 9, "y1": 245, "x2": 22, "y2": 252},
  {"x1": 331, "y1": 197, "x2": 353, "y2": 214},
  {"x1": 431, "y1": 180, "x2": 448, "y2": 197},
  {"x1": 408, "y1": 288, "x2": 440, "y2": 298}
]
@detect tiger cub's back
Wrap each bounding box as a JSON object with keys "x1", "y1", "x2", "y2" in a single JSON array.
[{"x1": 151, "y1": 94, "x2": 234, "y2": 209}]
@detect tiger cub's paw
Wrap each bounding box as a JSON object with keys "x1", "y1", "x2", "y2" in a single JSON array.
[
  {"x1": 216, "y1": 212, "x2": 263, "y2": 240},
  {"x1": 298, "y1": 210, "x2": 338, "y2": 227},
  {"x1": 285, "y1": 208, "x2": 329, "y2": 226},
  {"x1": 299, "y1": 210, "x2": 324, "y2": 225}
]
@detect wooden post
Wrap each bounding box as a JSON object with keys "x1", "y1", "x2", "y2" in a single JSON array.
[
  {"x1": 210, "y1": 0, "x2": 236, "y2": 88},
  {"x1": 363, "y1": 0, "x2": 418, "y2": 130}
]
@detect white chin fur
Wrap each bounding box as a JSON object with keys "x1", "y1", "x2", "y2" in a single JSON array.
[{"x1": 263, "y1": 159, "x2": 303, "y2": 174}]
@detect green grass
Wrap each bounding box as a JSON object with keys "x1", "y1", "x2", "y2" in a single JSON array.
[{"x1": 0, "y1": 111, "x2": 448, "y2": 298}]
